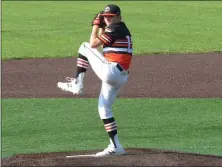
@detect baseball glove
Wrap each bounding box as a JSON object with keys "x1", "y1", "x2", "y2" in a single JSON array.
[{"x1": 91, "y1": 11, "x2": 106, "y2": 28}]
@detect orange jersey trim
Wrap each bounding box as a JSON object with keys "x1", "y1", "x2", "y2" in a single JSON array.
[
  {"x1": 104, "y1": 53, "x2": 132, "y2": 70},
  {"x1": 98, "y1": 36, "x2": 109, "y2": 44}
]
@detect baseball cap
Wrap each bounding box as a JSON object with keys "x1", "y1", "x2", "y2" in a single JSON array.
[{"x1": 101, "y1": 4, "x2": 121, "y2": 16}]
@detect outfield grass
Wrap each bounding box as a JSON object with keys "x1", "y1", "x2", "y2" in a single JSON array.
[
  {"x1": 2, "y1": 1, "x2": 222, "y2": 59},
  {"x1": 2, "y1": 98, "x2": 222, "y2": 158}
]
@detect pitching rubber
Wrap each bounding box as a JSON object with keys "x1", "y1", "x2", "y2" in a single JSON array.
[
  {"x1": 66, "y1": 152, "x2": 132, "y2": 158},
  {"x1": 66, "y1": 154, "x2": 97, "y2": 158}
]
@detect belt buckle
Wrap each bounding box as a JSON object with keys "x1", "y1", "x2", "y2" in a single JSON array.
[
  {"x1": 116, "y1": 63, "x2": 129, "y2": 75},
  {"x1": 116, "y1": 63, "x2": 123, "y2": 72}
]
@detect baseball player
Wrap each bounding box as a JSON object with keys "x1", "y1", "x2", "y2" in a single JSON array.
[{"x1": 57, "y1": 4, "x2": 133, "y2": 157}]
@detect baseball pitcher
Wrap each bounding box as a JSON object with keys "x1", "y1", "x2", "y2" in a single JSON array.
[{"x1": 57, "y1": 4, "x2": 133, "y2": 157}]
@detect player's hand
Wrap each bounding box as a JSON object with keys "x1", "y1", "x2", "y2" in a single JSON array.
[{"x1": 91, "y1": 11, "x2": 106, "y2": 28}]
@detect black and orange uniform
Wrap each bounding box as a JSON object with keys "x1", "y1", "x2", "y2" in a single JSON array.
[{"x1": 98, "y1": 22, "x2": 133, "y2": 71}]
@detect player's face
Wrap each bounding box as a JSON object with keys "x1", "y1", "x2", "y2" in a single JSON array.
[{"x1": 104, "y1": 15, "x2": 120, "y2": 26}]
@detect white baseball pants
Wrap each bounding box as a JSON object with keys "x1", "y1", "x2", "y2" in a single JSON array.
[{"x1": 78, "y1": 42, "x2": 129, "y2": 119}]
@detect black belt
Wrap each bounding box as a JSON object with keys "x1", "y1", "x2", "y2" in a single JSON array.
[{"x1": 116, "y1": 64, "x2": 129, "y2": 74}]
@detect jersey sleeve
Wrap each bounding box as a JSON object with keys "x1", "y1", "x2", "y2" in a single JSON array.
[{"x1": 98, "y1": 26, "x2": 118, "y2": 45}]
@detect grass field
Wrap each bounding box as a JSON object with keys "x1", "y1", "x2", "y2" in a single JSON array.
[
  {"x1": 2, "y1": 1, "x2": 222, "y2": 158},
  {"x1": 2, "y1": 98, "x2": 222, "y2": 158},
  {"x1": 2, "y1": 1, "x2": 222, "y2": 59}
]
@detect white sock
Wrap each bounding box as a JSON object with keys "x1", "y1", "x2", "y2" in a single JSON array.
[
  {"x1": 76, "y1": 72, "x2": 85, "y2": 84},
  {"x1": 110, "y1": 134, "x2": 121, "y2": 148}
]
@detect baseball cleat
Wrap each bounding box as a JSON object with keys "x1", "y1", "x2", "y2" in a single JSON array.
[
  {"x1": 57, "y1": 77, "x2": 83, "y2": 95},
  {"x1": 96, "y1": 144, "x2": 126, "y2": 157}
]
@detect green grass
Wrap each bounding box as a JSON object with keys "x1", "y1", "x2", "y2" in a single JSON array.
[
  {"x1": 2, "y1": 1, "x2": 222, "y2": 59},
  {"x1": 2, "y1": 98, "x2": 222, "y2": 158}
]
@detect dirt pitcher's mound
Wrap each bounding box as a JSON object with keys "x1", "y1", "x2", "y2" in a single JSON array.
[{"x1": 2, "y1": 148, "x2": 222, "y2": 166}]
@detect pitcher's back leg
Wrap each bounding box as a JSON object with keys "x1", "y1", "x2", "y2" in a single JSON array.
[{"x1": 96, "y1": 82, "x2": 126, "y2": 157}]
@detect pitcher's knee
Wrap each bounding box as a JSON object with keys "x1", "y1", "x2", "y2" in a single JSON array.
[
  {"x1": 81, "y1": 42, "x2": 90, "y2": 49},
  {"x1": 78, "y1": 42, "x2": 90, "y2": 56}
]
